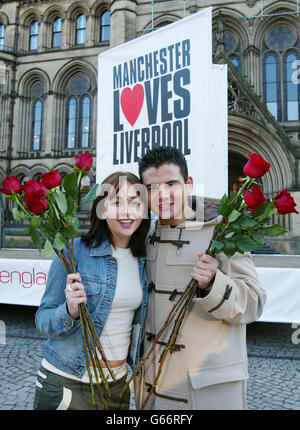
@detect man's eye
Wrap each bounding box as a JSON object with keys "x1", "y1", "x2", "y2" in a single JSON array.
[{"x1": 148, "y1": 185, "x2": 158, "y2": 191}]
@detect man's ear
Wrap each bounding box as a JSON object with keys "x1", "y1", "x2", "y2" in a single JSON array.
[{"x1": 186, "y1": 176, "x2": 193, "y2": 195}]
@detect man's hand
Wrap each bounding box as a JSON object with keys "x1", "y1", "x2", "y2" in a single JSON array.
[{"x1": 191, "y1": 252, "x2": 219, "y2": 293}]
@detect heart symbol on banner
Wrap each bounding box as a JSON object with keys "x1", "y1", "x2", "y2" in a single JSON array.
[{"x1": 121, "y1": 84, "x2": 144, "y2": 127}]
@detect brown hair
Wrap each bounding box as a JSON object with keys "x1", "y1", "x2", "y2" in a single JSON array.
[{"x1": 81, "y1": 171, "x2": 151, "y2": 257}]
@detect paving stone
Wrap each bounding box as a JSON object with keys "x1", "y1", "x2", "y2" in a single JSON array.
[{"x1": 1, "y1": 304, "x2": 300, "y2": 410}]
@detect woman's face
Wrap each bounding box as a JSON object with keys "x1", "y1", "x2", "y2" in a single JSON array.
[{"x1": 103, "y1": 180, "x2": 146, "y2": 248}]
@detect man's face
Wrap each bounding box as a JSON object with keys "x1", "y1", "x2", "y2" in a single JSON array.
[{"x1": 142, "y1": 163, "x2": 193, "y2": 225}]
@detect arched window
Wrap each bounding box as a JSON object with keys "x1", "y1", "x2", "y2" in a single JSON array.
[
  {"x1": 52, "y1": 17, "x2": 62, "y2": 48},
  {"x1": 66, "y1": 97, "x2": 77, "y2": 149},
  {"x1": 80, "y1": 95, "x2": 91, "y2": 148},
  {"x1": 0, "y1": 24, "x2": 5, "y2": 50},
  {"x1": 100, "y1": 11, "x2": 110, "y2": 42},
  {"x1": 65, "y1": 75, "x2": 92, "y2": 149},
  {"x1": 213, "y1": 27, "x2": 243, "y2": 70},
  {"x1": 284, "y1": 51, "x2": 300, "y2": 121},
  {"x1": 263, "y1": 53, "x2": 281, "y2": 121},
  {"x1": 231, "y1": 55, "x2": 241, "y2": 71},
  {"x1": 76, "y1": 14, "x2": 86, "y2": 45},
  {"x1": 29, "y1": 20, "x2": 39, "y2": 51},
  {"x1": 32, "y1": 100, "x2": 43, "y2": 150},
  {"x1": 31, "y1": 83, "x2": 44, "y2": 151},
  {"x1": 262, "y1": 23, "x2": 300, "y2": 123}
]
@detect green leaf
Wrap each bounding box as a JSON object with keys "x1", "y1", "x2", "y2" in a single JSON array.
[
  {"x1": 232, "y1": 224, "x2": 242, "y2": 234},
  {"x1": 73, "y1": 216, "x2": 80, "y2": 232},
  {"x1": 53, "y1": 190, "x2": 68, "y2": 215},
  {"x1": 254, "y1": 201, "x2": 274, "y2": 221},
  {"x1": 252, "y1": 231, "x2": 265, "y2": 246},
  {"x1": 236, "y1": 237, "x2": 262, "y2": 252},
  {"x1": 44, "y1": 239, "x2": 54, "y2": 257},
  {"x1": 63, "y1": 172, "x2": 78, "y2": 199},
  {"x1": 225, "y1": 231, "x2": 235, "y2": 239},
  {"x1": 219, "y1": 194, "x2": 233, "y2": 218},
  {"x1": 228, "y1": 210, "x2": 241, "y2": 223},
  {"x1": 62, "y1": 226, "x2": 77, "y2": 239},
  {"x1": 212, "y1": 240, "x2": 225, "y2": 253},
  {"x1": 223, "y1": 241, "x2": 237, "y2": 258},
  {"x1": 40, "y1": 222, "x2": 55, "y2": 241},
  {"x1": 29, "y1": 228, "x2": 42, "y2": 252},
  {"x1": 30, "y1": 215, "x2": 42, "y2": 228},
  {"x1": 53, "y1": 232, "x2": 66, "y2": 251},
  {"x1": 81, "y1": 183, "x2": 100, "y2": 205},
  {"x1": 66, "y1": 195, "x2": 77, "y2": 215},
  {"x1": 12, "y1": 207, "x2": 27, "y2": 221},
  {"x1": 257, "y1": 224, "x2": 287, "y2": 237}
]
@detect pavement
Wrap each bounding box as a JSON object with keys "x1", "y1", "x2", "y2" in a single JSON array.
[{"x1": 0, "y1": 303, "x2": 299, "y2": 410}]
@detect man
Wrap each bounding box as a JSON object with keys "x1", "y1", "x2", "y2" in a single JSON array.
[{"x1": 137, "y1": 147, "x2": 266, "y2": 410}]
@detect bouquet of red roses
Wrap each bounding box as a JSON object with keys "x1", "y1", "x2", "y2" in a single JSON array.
[
  {"x1": 123, "y1": 153, "x2": 298, "y2": 409},
  {"x1": 0, "y1": 153, "x2": 115, "y2": 408}
]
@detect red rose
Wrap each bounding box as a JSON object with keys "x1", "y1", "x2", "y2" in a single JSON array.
[
  {"x1": 75, "y1": 153, "x2": 93, "y2": 171},
  {"x1": 244, "y1": 184, "x2": 267, "y2": 212},
  {"x1": 25, "y1": 191, "x2": 49, "y2": 215},
  {"x1": 40, "y1": 170, "x2": 61, "y2": 189},
  {"x1": 274, "y1": 190, "x2": 299, "y2": 214},
  {"x1": 243, "y1": 154, "x2": 270, "y2": 178},
  {"x1": 22, "y1": 179, "x2": 48, "y2": 195},
  {"x1": 0, "y1": 176, "x2": 22, "y2": 195}
]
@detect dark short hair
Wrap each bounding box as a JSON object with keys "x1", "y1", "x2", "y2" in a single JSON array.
[
  {"x1": 139, "y1": 147, "x2": 189, "y2": 182},
  {"x1": 81, "y1": 171, "x2": 151, "y2": 257}
]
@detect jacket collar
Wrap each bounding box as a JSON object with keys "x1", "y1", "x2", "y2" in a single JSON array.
[
  {"x1": 89, "y1": 239, "x2": 112, "y2": 257},
  {"x1": 89, "y1": 239, "x2": 146, "y2": 263}
]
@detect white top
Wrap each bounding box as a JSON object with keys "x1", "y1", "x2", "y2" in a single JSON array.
[
  {"x1": 99, "y1": 245, "x2": 142, "y2": 360},
  {"x1": 42, "y1": 245, "x2": 142, "y2": 382}
]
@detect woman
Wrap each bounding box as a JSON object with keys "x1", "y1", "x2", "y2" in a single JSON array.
[{"x1": 33, "y1": 171, "x2": 150, "y2": 410}]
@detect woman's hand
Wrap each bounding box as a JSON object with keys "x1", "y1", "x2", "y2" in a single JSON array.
[{"x1": 65, "y1": 273, "x2": 87, "y2": 320}]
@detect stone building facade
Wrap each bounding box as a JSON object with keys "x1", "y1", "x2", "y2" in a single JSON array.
[{"x1": 0, "y1": 0, "x2": 299, "y2": 252}]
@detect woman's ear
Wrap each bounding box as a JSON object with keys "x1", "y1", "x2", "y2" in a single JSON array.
[{"x1": 95, "y1": 198, "x2": 107, "y2": 220}]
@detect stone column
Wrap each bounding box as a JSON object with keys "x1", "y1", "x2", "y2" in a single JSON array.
[
  {"x1": 110, "y1": 0, "x2": 137, "y2": 48},
  {"x1": 243, "y1": 45, "x2": 261, "y2": 96}
]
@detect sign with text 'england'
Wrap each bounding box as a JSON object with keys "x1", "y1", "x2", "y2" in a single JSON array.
[{"x1": 97, "y1": 7, "x2": 228, "y2": 199}]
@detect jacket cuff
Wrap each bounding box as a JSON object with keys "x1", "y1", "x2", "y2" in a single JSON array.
[
  {"x1": 193, "y1": 269, "x2": 233, "y2": 316},
  {"x1": 56, "y1": 302, "x2": 80, "y2": 331}
]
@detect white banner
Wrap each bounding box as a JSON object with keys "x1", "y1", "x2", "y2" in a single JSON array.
[
  {"x1": 0, "y1": 258, "x2": 52, "y2": 306},
  {"x1": 0, "y1": 257, "x2": 299, "y2": 323},
  {"x1": 97, "y1": 7, "x2": 228, "y2": 199}
]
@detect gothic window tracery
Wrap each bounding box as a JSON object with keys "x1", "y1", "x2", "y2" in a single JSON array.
[
  {"x1": 65, "y1": 75, "x2": 91, "y2": 149},
  {"x1": 262, "y1": 23, "x2": 300, "y2": 122}
]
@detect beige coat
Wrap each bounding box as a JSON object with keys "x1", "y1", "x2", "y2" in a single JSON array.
[{"x1": 136, "y1": 205, "x2": 267, "y2": 410}]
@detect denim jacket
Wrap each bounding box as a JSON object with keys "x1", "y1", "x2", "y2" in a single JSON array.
[{"x1": 35, "y1": 237, "x2": 148, "y2": 377}]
